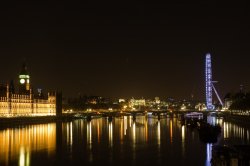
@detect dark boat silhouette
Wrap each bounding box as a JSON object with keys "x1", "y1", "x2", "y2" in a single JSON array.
[{"x1": 198, "y1": 121, "x2": 221, "y2": 143}]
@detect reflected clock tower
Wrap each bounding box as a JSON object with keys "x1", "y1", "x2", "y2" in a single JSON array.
[{"x1": 19, "y1": 63, "x2": 30, "y2": 94}]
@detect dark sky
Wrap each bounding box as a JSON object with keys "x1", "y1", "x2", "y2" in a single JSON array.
[{"x1": 0, "y1": 1, "x2": 250, "y2": 100}]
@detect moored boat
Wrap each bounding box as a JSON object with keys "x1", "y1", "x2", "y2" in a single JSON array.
[{"x1": 184, "y1": 112, "x2": 203, "y2": 119}]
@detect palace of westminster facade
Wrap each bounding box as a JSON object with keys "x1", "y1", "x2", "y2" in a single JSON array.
[{"x1": 0, "y1": 64, "x2": 61, "y2": 116}]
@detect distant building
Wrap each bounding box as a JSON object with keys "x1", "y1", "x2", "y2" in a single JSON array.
[
  {"x1": 119, "y1": 99, "x2": 126, "y2": 103},
  {"x1": 155, "y1": 97, "x2": 160, "y2": 104},
  {"x1": 129, "y1": 98, "x2": 146, "y2": 107},
  {"x1": 224, "y1": 99, "x2": 233, "y2": 110},
  {"x1": 195, "y1": 103, "x2": 207, "y2": 111},
  {"x1": 18, "y1": 63, "x2": 31, "y2": 94},
  {"x1": 0, "y1": 63, "x2": 62, "y2": 116}
]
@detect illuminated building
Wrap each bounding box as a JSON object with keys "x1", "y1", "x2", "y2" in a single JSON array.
[
  {"x1": 155, "y1": 97, "x2": 160, "y2": 104},
  {"x1": 119, "y1": 99, "x2": 126, "y2": 103},
  {"x1": 224, "y1": 99, "x2": 233, "y2": 110},
  {"x1": 0, "y1": 64, "x2": 62, "y2": 116},
  {"x1": 18, "y1": 63, "x2": 31, "y2": 94},
  {"x1": 129, "y1": 98, "x2": 146, "y2": 107}
]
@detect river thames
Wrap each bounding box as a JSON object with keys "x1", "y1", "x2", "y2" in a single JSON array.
[{"x1": 0, "y1": 116, "x2": 249, "y2": 166}]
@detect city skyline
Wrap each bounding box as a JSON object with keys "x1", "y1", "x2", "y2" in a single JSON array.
[{"x1": 1, "y1": 1, "x2": 250, "y2": 100}]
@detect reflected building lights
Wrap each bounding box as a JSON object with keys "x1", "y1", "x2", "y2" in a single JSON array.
[
  {"x1": 66, "y1": 122, "x2": 73, "y2": 147},
  {"x1": 70, "y1": 122, "x2": 73, "y2": 146},
  {"x1": 124, "y1": 116, "x2": 128, "y2": 136},
  {"x1": 19, "y1": 147, "x2": 30, "y2": 166},
  {"x1": 109, "y1": 122, "x2": 113, "y2": 147},
  {"x1": 223, "y1": 123, "x2": 227, "y2": 139},
  {"x1": 222, "y1": 121, "x2": 250, "y2": 141},
  {"x1": 132, "y1": 121, "x2": 136, "y2": 162},
  {"x1": 181, "y1": 126, "x2": 185, "y2": 157},
  {"x1": 157, "y1": 121, "x2": 161, "y2": 146},
  {"x1": 206, "y1": 144, "x2": 212, "y2": 166},
  {"x1": 166, "y1": 118, "x2": 169, "y2": 127},
  {"x1": 145, "y1": 118, "x2": 148, "y2": 143},
  {"x1": 0, "y1": 124, "x2": 56, "y2": 165},
  {"x1": 242, "y1": 128, "x2": 244, "y2": 139},
  {"x1": 207, "y1": 116, "x2": 216, "y2": 126},
  {"x1": 87, "y1": 122, "x2": 92, "y2": 150},
  {"x1": 240, "y1": 128, "x2": 242, "y2": 139},
  {"x1": 129, "y1": 116, "x2": 132, "y2": 127},
  {"x1": 181, "y1": 126, "x2": 185, "y2": 141},
  {"x1": 247, "y1": 130, "x2": 249, "y2": 140},
  {"x1": 233, "y1": 125, "x2": 236, "y2": 137},
  {"x1": 223, "y1": 122, "x2": 229, "y2": 139},
  {"x1": 133, "y1": 122, "x2": 136, "y2": 145},
  {"x1": 2, "y1": 117, "x2": 250, "y2": 165},
  {"x1": 120, "y1": 119, "x2": 124, "y2": 141},
  {"x1": 170, "y1": 119, "x2": 173, "y2": 143},
  {"x1": 19, "y1": 147, "x2": 25, "y2": 166},
  {"x1": 97, "y1": 121, "x2": 100, "y2": 143}
]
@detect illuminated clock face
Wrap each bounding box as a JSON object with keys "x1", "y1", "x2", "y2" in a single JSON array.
[{"x1": 20, "y1": 79, "x2": 25, "y2": 84}]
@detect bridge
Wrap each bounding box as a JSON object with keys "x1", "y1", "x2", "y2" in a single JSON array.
[{"x1": 63, "y1": 109, "x2": 224, "y2": 122}]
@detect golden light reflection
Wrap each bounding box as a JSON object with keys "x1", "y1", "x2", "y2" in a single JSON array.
[
  {"x1": 132, "y1": 121, "x2": 136, "y2": 161},
  {"x1": 181, "y1": 126, "x2": 185, "y2": 157},
  {"x1": 85, "y1": 121, "x2": 94, "y2": 163},
  {"x1": 247, "y1": 130, "x2": 249, "y2": 140},
  {"x1": 63, "y1": 121, "x2": 73, "y2": 152},
  {"x1": 97, "y1": 121, "x2": 100, "y2": 143},
  {"x1": 181, "y1": 126, "x2": 185, "y2": 141},
  {"x1": 19, "y1": 147, "x2": 25, "y2": 166},
  {"x1": 170, "y1": 119, "x2": 173, "y2": 143},
  {"x1": 124, "y1": 116, "x2": 127, "y2": 136},
  {"x1": 145, "y1": 118, "x2": 148, "y2": 143},
  {"x1": 129, "y1": 116, "x2": 132, "y2": 127},
  {"x1": 120, "y1": 119, "x2": 124, "y2": 141},
  {"x1": 215, "y1": 119, "x2": 223, "y2": 126},
  {"x1": 223, "y1": 121, "x2": 250, "y2": 141},
  {"x1": 0, "y1": 123, "x2": 56, "y2": 166},
  {"x1": 223, "y1": 122, "x2": 229, "y2": 139},
  {"x1": 87, "y1": 122, "x2": 92, "y2": 150},
  {"x1": 133, "y1": 122, "x2": 136, "y2": 144},
  {"x1": 157, "y1": 121, "x2": 161, "y2": 146},
  {"x1": 109, "y1": 122, "x2": 113, "y2": 147},
  {"x1": 19, "y1": 147, "x2": 30, "y2": 166}
]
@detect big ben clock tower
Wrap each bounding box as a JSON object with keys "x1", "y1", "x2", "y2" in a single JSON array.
[{"x1": 19, "y1": 63, "x2": 30, "y2": 94}]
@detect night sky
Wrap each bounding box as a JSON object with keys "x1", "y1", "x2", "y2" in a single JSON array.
[{"x1": 0, "y1": 1, "x2": 250, "y2": 100}]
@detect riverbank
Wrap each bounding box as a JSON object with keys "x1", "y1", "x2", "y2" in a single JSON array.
[
  {"x1": 1, "y1": 113, "x2": 250, "y2": 129},
  {"x1": 0, "y1": 114, "x2": 77, "y2": 128},
  {"x1": 223, "y1": 114, "x2": 250, "y2": 128}
]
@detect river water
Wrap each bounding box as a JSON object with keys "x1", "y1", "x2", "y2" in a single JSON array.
[{"x1": 0, "y1": 116, "x2": 249, "y2": 166}]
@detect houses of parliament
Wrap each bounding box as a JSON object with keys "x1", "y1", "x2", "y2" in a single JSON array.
[{"x1": 0, "y1": 64, "x2": 62, "y2": 116}]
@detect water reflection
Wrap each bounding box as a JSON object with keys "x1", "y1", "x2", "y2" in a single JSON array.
[
  {"x1": 170, "y1": 119, "x2": 173, "y2": 143},
  {"x1": 206, "y1": 144, "x2": 212, "y2": 166},
  {"x1": 157, "y1": 121, "x2": 161, "y2": 146},
  {"x1": 124, "y1": 116, "x2": 128, "y2": 136},
  {"x1": 19, "y1": 147, "x2": 30, "y2": 166},
  {"x1": 65, "y1": 122, "x2": 73, "y2": 146},
  {"x1": 181, "y1": 125, "x2": 185, "y2": 157},
  {"x1": 222, "y1": 121, "x2": 250, "y2": 144},
  {"x1": 206, "y1": 116, "x2": 250, "y2": 144},
  {"x1": 0, "y1": 116, "x2": 250, "y2": 166},
  {"x1": 108, "y1": 122, "x2": 113, "y2": 147},
  {"x1": 87, "y1": 121, "x2": 92, "y2": 149},
  {"x1": 0, "y1": 123, "x2": 56, "y2": 166},
  {"x1": 145, "y1": 117, "x2": 148, "y2": 143}
]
